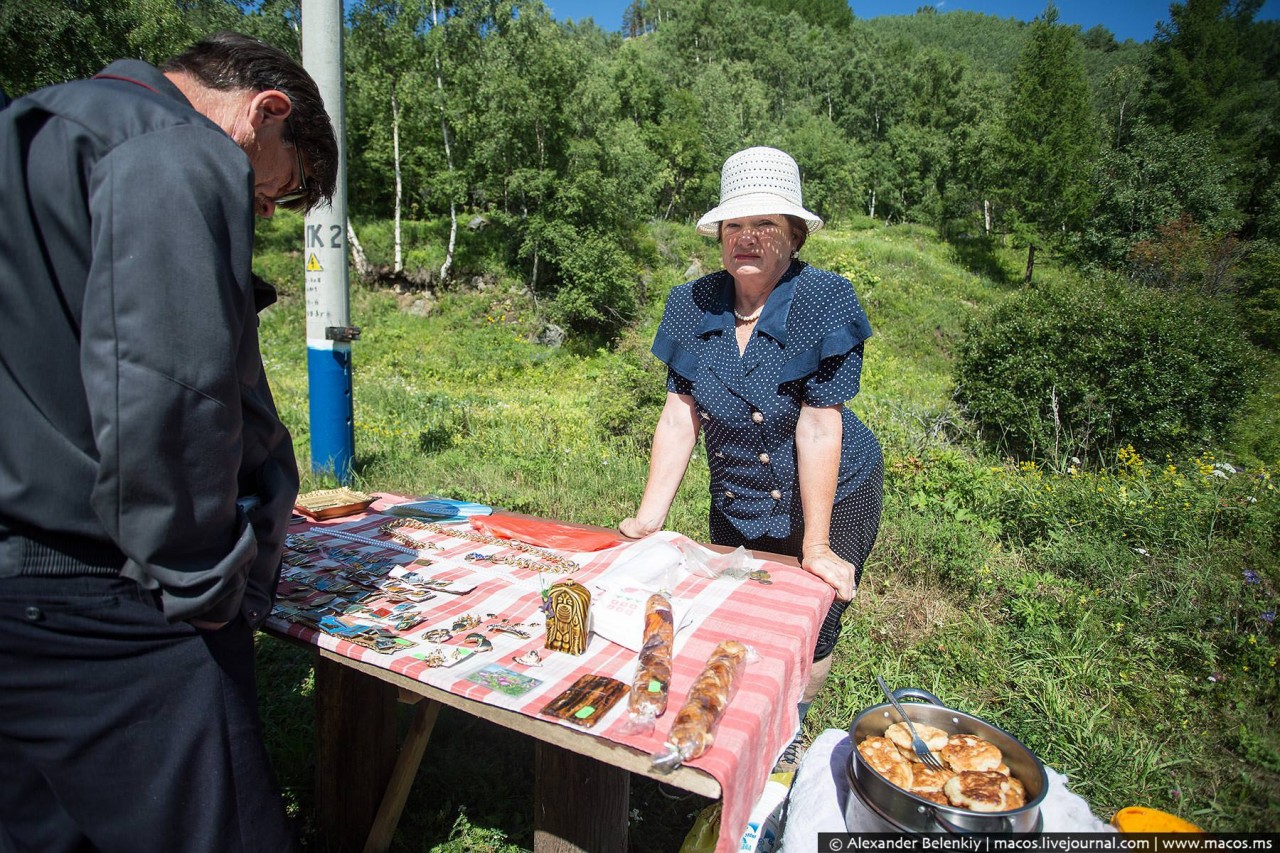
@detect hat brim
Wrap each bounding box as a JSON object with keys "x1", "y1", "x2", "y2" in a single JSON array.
[{"x1": 695, "y1": 192, "x2": 824, "y2": 237}]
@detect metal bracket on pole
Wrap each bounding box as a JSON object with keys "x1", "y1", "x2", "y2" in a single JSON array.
[{"x1": 325, "y1": 326, "x2": 362, "y2": 342}]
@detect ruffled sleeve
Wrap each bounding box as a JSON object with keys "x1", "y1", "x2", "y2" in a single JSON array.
[
  {"x1": 803, "y1": 342, "x2": 865, "y2": 406},
  {"x1": 651, "y1": 322, "x2": 700, "y2": 381},
  {"x1": 650, "y1": 273, "x2": 730, "y2": 382},
  {"x1": 777, "y1": 267, "x2": 874, "y2": 400}
]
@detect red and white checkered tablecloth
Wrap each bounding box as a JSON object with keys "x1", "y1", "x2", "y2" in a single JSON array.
[{"x1": 270, "y1": 494, "x2": 834, "y2": 853}]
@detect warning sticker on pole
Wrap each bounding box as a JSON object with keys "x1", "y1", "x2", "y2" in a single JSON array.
[{"x1": 306, "y1": 253, "x2": 324, "y2": 272}]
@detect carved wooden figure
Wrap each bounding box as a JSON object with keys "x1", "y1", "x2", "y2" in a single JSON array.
[{"x1": 544, "y1": 580, "x2": 591, "y2": 655}]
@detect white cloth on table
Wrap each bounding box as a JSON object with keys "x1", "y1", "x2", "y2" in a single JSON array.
[{"x1": 779, "y1": 729, "x2": 1112, "y2": 849}]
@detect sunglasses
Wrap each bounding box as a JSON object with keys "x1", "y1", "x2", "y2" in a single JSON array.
[{"x1": 272, "y1": 115, "x2": 310, "y2": 209}]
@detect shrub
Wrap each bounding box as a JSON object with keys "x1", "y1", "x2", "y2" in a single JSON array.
[
  {"x1": 825, "y1": 249, "x2": 882, "y2": 295},
  {"x1": 955, "y1": 278, "x2": 1259, "y2": 465},
  {"x1": 539, "y1": 227, "x2": 639, "y2": 341},
  {"x1": 1238, "y1": 239, "x2": 1280, "y2": 351}
]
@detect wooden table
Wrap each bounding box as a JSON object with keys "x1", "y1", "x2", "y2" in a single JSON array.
[{"x1": 264, "y1": 499, "x2": 825, "y2": 853}]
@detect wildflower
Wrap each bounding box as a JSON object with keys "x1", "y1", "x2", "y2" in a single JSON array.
[
  {"x1": 1249, "y1": 635, "x2": 1258, "y2": 645},
  {"x1": 1262, "y1": 611, "x2": 1276, "y2": 624},
  {"x1": 1171, "y1": 788, "x2": 1182, "y2": 800},
  {"x1": 1118, "y1": 445, "x2": 1143, "y2": 469},
  {"x1": 1244, "y1": 570, "x2": 1261, "y2": 585}
]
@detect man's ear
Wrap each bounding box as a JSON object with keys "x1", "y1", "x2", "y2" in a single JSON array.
[{"x1": 247, "y1": 89, "x2": 292, "y2": 130}]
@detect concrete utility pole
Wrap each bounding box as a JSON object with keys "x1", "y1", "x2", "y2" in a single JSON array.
[{"x1": 301, "y1": 0, "x2": 357, "y2": 483}]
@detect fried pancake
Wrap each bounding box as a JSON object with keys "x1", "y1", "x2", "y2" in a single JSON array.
[
  {"x1": 858, "y1": 736, "x2": 912, "y2": 789},
  {"x1": 917, "y1": 789, "x2": 951, "y2": 806},
  {"x1": 1005, "y1": 775, "x2": 1027, "y2": 809},
  {"x1": 940, "y1": 733, "x2": 1003, "y2": 772},
  {"x1": 909, "y1": 762, "x2": 955, "y2": 793},
  {"x1": 885, "y1": 721, "x2": 949, "y2": 764},
  {"x1": 944, "y1": 770, "x2": 1009, "y2": 812}
]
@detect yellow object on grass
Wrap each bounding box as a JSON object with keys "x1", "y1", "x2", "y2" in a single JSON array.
[
  {"x1": 680, "y1": 773, "x2": 793, "y2": 853},
  {"x1": 1112, "y1": 806, "x2": 1204, "y2": 832}
]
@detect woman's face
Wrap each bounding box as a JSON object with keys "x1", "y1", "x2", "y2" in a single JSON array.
[{"x1": 720, "y1": 214, "x2": 797, "y2": 289}]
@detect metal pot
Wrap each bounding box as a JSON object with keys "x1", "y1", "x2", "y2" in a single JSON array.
[{"x1": 846, "y1": 687, "x2": 1047, "y2": 834}]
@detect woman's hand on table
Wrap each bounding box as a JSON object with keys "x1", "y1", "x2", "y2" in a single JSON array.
[
  {"x1": 802, "y1": 544, "x2": 858, "y2": 601},
  {"x1": 619, "y1": 516, "x2": 663, "y2": 539}
]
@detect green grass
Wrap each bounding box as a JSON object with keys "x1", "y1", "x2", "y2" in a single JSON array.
[{"x1": 251, "y1": 213, "x2": 1280, "y2": 849}]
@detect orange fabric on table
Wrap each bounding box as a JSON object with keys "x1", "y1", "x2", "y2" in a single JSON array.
[{"x1": 468, "y1": 514, "x2": 626, "y2": 552}]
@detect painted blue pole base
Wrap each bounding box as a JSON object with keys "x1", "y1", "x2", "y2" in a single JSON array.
[{"x1": 307, "y1": 344, "x2": 355, "y2": 484}]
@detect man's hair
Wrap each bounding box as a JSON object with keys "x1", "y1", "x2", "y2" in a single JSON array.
[{"x1": 164, "y1": 31, "x2": 337, "y2": 213}]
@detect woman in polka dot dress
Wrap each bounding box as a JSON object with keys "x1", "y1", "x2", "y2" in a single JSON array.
[{"x1": 620, "y1": 147, "x2": 884, "y2": 767}]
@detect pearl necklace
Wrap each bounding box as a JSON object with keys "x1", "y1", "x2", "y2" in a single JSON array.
[{"x1": 734, "y1": 307, "x2": 763, "y2": 323}]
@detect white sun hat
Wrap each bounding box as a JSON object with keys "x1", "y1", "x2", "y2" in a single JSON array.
[{"x1": 695, "y1": 146, "x2": 824, "y2": 237}]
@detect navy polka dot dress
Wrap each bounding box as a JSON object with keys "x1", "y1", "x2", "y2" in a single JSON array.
[{"x1": 652, "y1": 261, "x2": 884, "y2": 660}]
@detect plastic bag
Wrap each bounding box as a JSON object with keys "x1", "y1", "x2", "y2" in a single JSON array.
[
  {"x1": 620, "y1": 593, "x2": 673, "y2": 735},
  {"x1": 679, "y1": 802, "x2": 721, "y2": 853},
  {"x1": 651, "y1": 640, "x2": 752, "y2": 772},
  {"x1": 680, "y1": 542, "x2": 754, "y2": 580},
  {"x1": 679, "y1": 774, "x2": 790, "y2": 853}
]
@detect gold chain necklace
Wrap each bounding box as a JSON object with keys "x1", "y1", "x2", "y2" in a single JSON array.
[{"x1": 379, "y1": 518, "x2": 579, "y2": 574}]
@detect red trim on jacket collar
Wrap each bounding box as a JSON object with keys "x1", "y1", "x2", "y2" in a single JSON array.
[{"x1": 91, "y1": 73, "x2": 162, "y2": 95}]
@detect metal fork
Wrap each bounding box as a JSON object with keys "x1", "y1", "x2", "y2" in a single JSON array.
[{"x1": 876, "y1": 675, "x2": 946, "y2": 771}]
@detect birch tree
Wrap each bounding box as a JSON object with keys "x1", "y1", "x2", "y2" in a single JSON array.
[{"x1": 346, "y1": 1, "x2": 432, "y2": 274}]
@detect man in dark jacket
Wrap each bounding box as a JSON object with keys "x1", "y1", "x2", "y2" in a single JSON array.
[{"x1": 0, "y1": 32, "x2": 337, "y2": 852}]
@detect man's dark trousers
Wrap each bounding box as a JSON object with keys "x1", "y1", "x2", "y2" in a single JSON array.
[{"x1": 0, "y1": 574, "x2": 298, "y2": 853}]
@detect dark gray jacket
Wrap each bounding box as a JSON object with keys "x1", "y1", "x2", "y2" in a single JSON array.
[{"x1": 0, "y1": 60, "x2": 298, "y2": 627}]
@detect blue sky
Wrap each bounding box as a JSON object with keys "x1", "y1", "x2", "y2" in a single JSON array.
[{"x1": 547, "y1": 0, "x2": 1279, "y2": 44}]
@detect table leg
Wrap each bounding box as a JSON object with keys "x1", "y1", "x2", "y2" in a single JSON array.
[
  {"x1": 362, "y1": 700, "x2": 441, "y2": 853},
  {"x1": 315, "y1": 655, "x2": 398, "y2": 851},
  {"x1": 533, "y1": 740, "x2": 630, "y2": 853}
]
